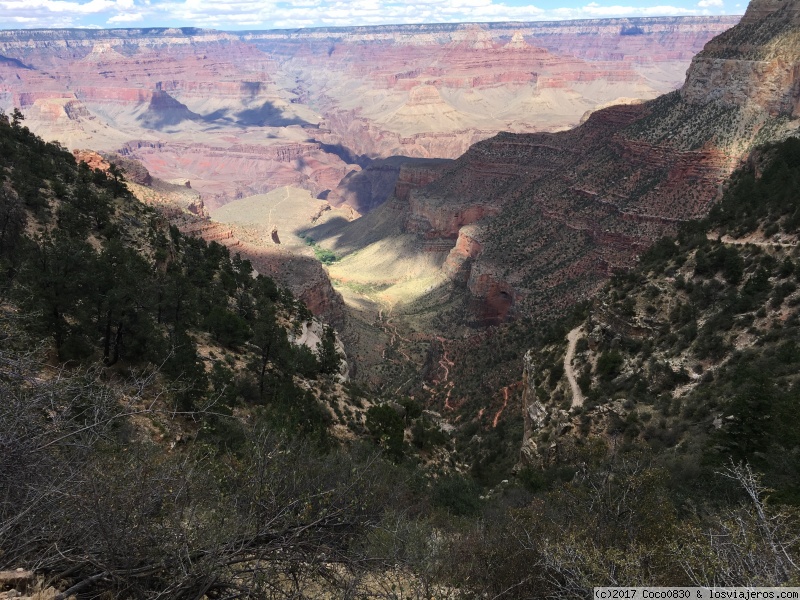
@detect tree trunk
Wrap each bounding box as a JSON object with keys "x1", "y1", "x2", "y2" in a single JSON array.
[
  {"x1": 109, "y1": 321, "x2": 124, "y2": 366},
  {"x1": 259, "y1": 339, "x2": 272, "y2": 399},
  {"x1": 103, "y1": 310, "x2": 112, "y2": 363}
]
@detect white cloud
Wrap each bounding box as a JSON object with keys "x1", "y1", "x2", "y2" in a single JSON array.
[
  {"x1": 0, "y1": 0, "x2": 141, "y2": 27},
  {"x1": 107, "y1": 10, "x2": 143, "y2": 21},
  {"x1": 550, "y1": 2, "x2": 701, "y2": 18},
  {"x1": 0, "y1": 0, "x2": 115, "y2": 14},
  {"x1": 0, "y1": 0, "x2": 737, "y2": 30}
]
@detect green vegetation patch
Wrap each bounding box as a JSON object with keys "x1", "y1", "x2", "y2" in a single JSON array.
[{"x1": 300, "y1": 233, "x2": 338, "y2": 264}]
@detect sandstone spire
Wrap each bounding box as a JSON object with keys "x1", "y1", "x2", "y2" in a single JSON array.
[{"x1": 505, "y1": 31, "x2": 528, "y2": 50}]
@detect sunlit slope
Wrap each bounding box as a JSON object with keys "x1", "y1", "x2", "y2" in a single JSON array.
[{"x1": 211, "y1": 186, "x2": 355, "y2": 251}]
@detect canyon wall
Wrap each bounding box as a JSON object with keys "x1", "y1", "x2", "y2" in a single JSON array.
[
  {"x1": 448, "y1": 0, "x2": 800, "y2": 324},
  {"x1": 315, "y1": 1, "x2": 797, "y2": 328}
]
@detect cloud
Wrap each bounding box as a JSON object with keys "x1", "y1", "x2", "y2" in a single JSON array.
[
  {"x1": 0, "y1": 0, "x2": 143, "y2": 27},
  {"x1": 548, "y1": 1, "x2": 709, "y2": 18},
  {"x1": 0, "y1": 0, "x2": 737, "y2": 30},
  {"x1": 155, "y1": 0, "x2": 547, "y2": 27},
  {"x1": 1, "y1": 0, "x2": 115, "y2": 15},
  {"x1": 107, "y1": 10, "x2": 143, "y2": 21}
]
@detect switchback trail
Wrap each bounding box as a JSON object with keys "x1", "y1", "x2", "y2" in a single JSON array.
[
  {"x1": 377, "y1": 306, "x2": 414, "y2": 363},
  {"x1": 435, "y1": 336, "x2": 456, "y2": 410},
  {"x1": 565, "y1": 326, "x2": 585, "y2": 408}
]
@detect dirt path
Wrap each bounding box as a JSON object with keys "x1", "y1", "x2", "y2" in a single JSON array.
[
  {"x1": 434, "y1": 336, "x2": 456, "y2": 410},
  {"x1": 492, "y1": 387, "x2": 509, "y2": 427},
  {"x1": 565, "y1": 326, "x2": 585, "y2": 408},
  {"x1": 709, "y1": 233, "x2": 798, "y2": 248},
  {"x1": 267, "y1": 187, "x2": 291, "y2": 231},
  {"x1": 378, "y1": 305, "x2": 414, "y2": 363}
]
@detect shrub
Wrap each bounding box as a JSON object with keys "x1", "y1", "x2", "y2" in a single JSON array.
[{"x1": 597, "y1": 351, "x2": 624, "y2": 381}]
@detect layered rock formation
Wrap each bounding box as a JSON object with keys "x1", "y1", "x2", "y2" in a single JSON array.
[
  {"x1": 313, "y1": 0, "x2": 798, "y2": 329},
  {"x1": 0, "y1": 17, "x2": 736, "y2": 215},
  {"x1": 247, "y1": 17, "x2": 738, "y2": 158},
  {"x1": 72, "y1": 148, "x2": 348, "y2": 327},
  {"x1": 681, "y1": 0, "x2": 800, "y2": 116}
]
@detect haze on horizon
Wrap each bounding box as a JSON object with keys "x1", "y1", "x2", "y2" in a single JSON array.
[{"x1": 2, "y1": 0, "x2": 741, "y2": 31}]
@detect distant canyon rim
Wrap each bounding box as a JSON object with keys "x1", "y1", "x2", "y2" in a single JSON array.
[{"x1": 0, "y1": 17, "x2": 738, "y2": 215}]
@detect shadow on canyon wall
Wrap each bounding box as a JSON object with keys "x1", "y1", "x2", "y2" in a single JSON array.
[
  {"x1": 138, "y1": 90, "x2": 202, "y2": 130},
  {"x1": 314, "y1": 142, "x2": 373, "y2": 168},
  {"x1": 300, "y1": 216, "x2": 351, "y2": 242},
  {"x1": 0, "y1": 54, "x2": 31, "y2": 69},
  {"x1": 139, "y1": 95, "x2": 313, "y2": 130},
  {"x1": 326, "y1": 154, "x2": 453, "y2": 214},
  {"x1": 234, "y1": 101, "x2": 313, "y2": 127}
]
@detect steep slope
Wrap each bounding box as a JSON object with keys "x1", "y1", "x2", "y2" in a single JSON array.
[
  {"x1": 0, "y1": 110, "x2": 356, "y2": 436},
  {"x1": 520, "y1": 136, "x2": 800, "y2": 503},
  {"x1": 315, "y1": 0, "x2": 799, "y2": 333},
  {"x1": 68, "y1": 148, "x2": 353, "y2": 328}
]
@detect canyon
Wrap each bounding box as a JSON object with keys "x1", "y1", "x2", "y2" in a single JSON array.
[
  {"x1": 10, "y1": 12, "x2": 798, "y2": 408},
  {"x1": 312, "y1": 1, "x2": 800, "y2": 333},
  {"x1": 0, "y1": 17, "x2": 736, "y2": 216},
  {"x1": 281, "y1": 0, "x2": 800, "y2": 418},
  {"x1": 0, "y1": 16, "x2": 744, "y2": 379},
  {"x1": 4, "y1": 3, "x2": 800, "y2": 590}
]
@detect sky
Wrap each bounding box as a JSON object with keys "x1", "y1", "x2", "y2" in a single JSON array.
[{"x1": 0, "y1": 0, "x2": 744, "y2": 31}]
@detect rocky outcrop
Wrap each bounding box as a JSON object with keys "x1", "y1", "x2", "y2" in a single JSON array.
[
  {"x1": 289, "y1": 317, "x2": 349, "y2": 382},
  {"x1": 393, "y1": 160, "x2": 450, "y2": 202},
  {"x1": 520, "y1": 351, "x2": 543, "y2": 464},
  {"x1": 177, "y1": 220, "x2": 240, "y2": 247},
  {"x1": 73, "y1": 149, "x2": 110, "y2": 171},
  {"x1": 296, "y1": 273, "x2": 347, "y2": 327},
  {"x1": 683, "y1": 57, "x2": 800, "y2": 116},
  {"x1": 681, "y1": 2, "x2": 800, "y2": 116},
  {"x1": 442, "y1": 225, "x2": 483, "y2": 282},
  {"x1": 101, "y1": 152, "x2": 153, "y2": 185},
  {"x1": 405, "y1": 190, "x2": 501, "y2": 239},
  {"x1": 466, "y1": 268, "x2": 519, "y2": 326}
]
